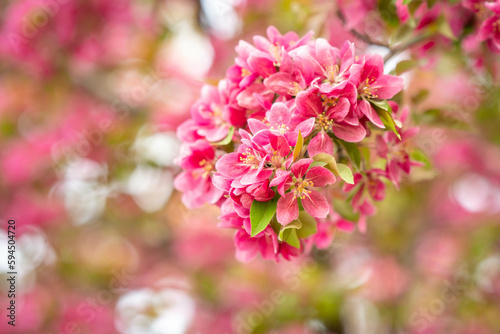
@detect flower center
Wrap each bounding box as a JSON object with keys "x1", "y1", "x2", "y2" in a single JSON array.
[
  {"x1": 293, "y1": 180, "x2": 314, "y2": 199},
  {"x1": 241, "y1": 68, "x2": 252, "y2": 77},
  {"x1": 198, "y1": 159, "x2": 214, "y2": 177},
  {"x1": 325, "y1": 64, "x2": 339, "y2": 82},
  {"x1": 322, "y1": 96, "x2": 338, "y2": 107},
  {"x1": 240, "y1": 149, "x2": 260, "y2": 168},
  {"x1": 270, "y1": 44, "x2": 281, "y2": 65},
  {"x1": 287, "y1": 82, "x2": 302, "y2": 96},
  {"x1": 270, "y1": 123, "x2": 290, "y2": 134},
  {"x1": 316, "y1": 112, "x2": 333, "y2": 131},
  {"x1": 362, "y1": 78, "x2": 378, "y2": 99}
]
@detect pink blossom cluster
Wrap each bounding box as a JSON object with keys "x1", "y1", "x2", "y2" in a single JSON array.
[
  {"x1": 394, "y1": 0, "x2": 500, "y2": 55},
  {"x1": 175, "y1": 26, "x2": 418, "y2": 262}
]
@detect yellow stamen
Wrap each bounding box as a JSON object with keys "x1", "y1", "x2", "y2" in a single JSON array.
[
  {"x1": 316, "y1": 112, "x2": 334, "y2": 131},
  {"x1": 198, "y1": 159, "x2": 214, "y2": 177},
  {"x1": 287, "y1": 82, "x2": 302, "y2": 96},
  {"x1": 270, "y1": 123, "x2": 290, "y2": 134},
  {"x1": 294, "y1": 180, "x2": 314, "y2": 199}
]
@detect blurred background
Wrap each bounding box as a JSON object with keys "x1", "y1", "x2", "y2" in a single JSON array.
[{"x1": 1, "y1": 0, "x2": 500, "y2": 333}]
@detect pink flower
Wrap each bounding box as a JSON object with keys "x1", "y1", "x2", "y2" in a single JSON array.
[
  {"x1": 174, "y1": 26, "x2": 409, "y2": 261},
  {"x1": 247, "y1": 102, "x2": 315, "y2": 146},
  {"x1": 343, "y1": 169, "x2": 387, "y2": 231},
  {"x1": 174, "y1": 140, "x2": 224, "y2": 208},
  {"x1": 178, "y1": 81, "x2": 246, "y2": 143},
  {"x1": 395, "y1": 0, "x2": 410, "y2": 23},
  {"x1": 349, "y1": 54, "x2": 404, "y2": 128},
  {"x1": 275, "y1": 158, "x2": 336, "y2": 225},
  {"x1": 296, "y1": 81, "x2": 365, "y2": 145},
  {"x1": 253, "y1": 26, "x2": 313, "y2": 65},
  {"x1": 478, "y1": 1, "x2": 500, "y2": 53}
]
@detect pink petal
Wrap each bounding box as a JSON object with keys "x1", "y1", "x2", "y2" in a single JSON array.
[
  {"x1": 340, "y1": 41, "x2": 356, "y2": 73},
  {"x1": 308, "y1": 132, "x2": 334, "y2": 157},
  {"x1": 270, "y1": 169, "x2": 292, "y2": 188},
  {"x1": 296, "y1": 90, "x2": 323, "y2": 117},
  {"x1": 306, "y1": 166, "x2": 336, "y2": 187},
  {"x1": 248, "y1": 51, "x2": 276, "y2": 78},
  {"x1": 302, "y1": 190, "x2": 330, "y2": 218},
  {"x1": 337, "y1": 219, "x2": 355, "y2": 232},
  {"x1": 331, "y1": 123, "x2": 366, "y2": 142},
  {"x1": 266, "y1": 25, "x2": 283, "y2": 44},
  {"x1": 215, "y1": 153, "x2": 247, "y2": 178},
  {"x1": 203, "y1": 124, "x2": 229, "y2": 142},
  {"x1": 248, "y1": 119, "x2": 269, "y2": 135},
  {"x1": 358, "y1": 99, "x2": 384, "y2": 128},
  {"x1": 235, "y1": 230, "x2": 259, "y2": 263},
  {"x1": 328, "y1": 97, "x2": 351, "y2": 122},
  {"x1": 277, "y1": 192, "x2": 299, "y2": 225},
  {"x1": 264, "y1": 72, "x2": 299, "y2": 96},
  {"x1": 294, "y1": 118, "x2": 316, "y2": 137},
  {"x1": 479, "y1": 16, "x2": 497, "y2": 41},
  {"x1": 371, "y1": 75, "x2": 405, "y2": 99},
  {"x1": 269, "y1": 132, "x2": 291, "y2": 158},
  {"x1": 361, "y1": 54, "x2": 384, "y2": 82},
  {"x1": 291, "y1": 158, "x2": 313, "y2": 179},
  {"x1": 240, "y1": 169, "x2": 273, "y2": 186},
  {"x1": 267, "y1": 102, "x2": 291, "y2": 128},
  {"x1": 253, "y1": 92, "x2": 273, "y2": 110}
]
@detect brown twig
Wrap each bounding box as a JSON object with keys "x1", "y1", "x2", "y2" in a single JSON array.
[{"x1": 336, "y1": 10, "x2": 390, "y2": 48}]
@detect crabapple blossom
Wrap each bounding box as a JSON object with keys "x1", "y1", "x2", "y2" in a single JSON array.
[{"x1": 175, "y1": 26, "x2": 419, "y2": 262}]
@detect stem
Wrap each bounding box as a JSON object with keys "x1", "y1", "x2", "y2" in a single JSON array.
[
  {"x1": 384, "y1": 33, "x2": 432, "y2": 62},
  {"x1": 336, "y1": 10, "x2": 390, "y2": 48}
]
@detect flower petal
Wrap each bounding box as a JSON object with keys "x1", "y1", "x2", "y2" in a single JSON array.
[
  {"x1": 331, "y1": 123, "x2": 366, "y2": 142},
  {"x1": 291, "y1": 158, "x2": 313, "y2": 179},
  {"x1": 294, "y1": 117, "x2": 316, "y2": 137},
  {"x1": 302, "y1": 190, "x2": 330, "y2": 218},
  {"x1": 296, "y1": 90, "x2": 323, "y2": 117},
  {"x1": 277, "y1": 192, "x2": 299, "y2": 225},
  {"x1": 306, "y1": 166, "x2": 336, "y2": 187},
  {"x1": 308, "y1": 132, "x2": 334, "y2": 157},
  {"x1": 267, "y1": 102, "x2": 291, "y2": 128},
  {"x1": 371, "y1": 75, "x2": 405, "y2": 99},
  {"x1": 358, "y1": 99, "x2": 384, "y2": 128}
]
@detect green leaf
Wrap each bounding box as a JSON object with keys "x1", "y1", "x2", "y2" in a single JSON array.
[
  {"x1": 369, "y1": 99, "x2": 391, "y2": 111},
  {"x1": 312, "y1": 153, "x2": 355, "y2": 184},
  {"x1": 211, "y1": 126, "x2": 235, "y2": 146},
  {"x1": 370, "y1": 100, "x2": 402, "y2": 140},
  {"x1": 296, "y1": 211, "x2": 318, "y2": 238},
  {"x1": 278, "y1": 219, "x2": 302, "y2": 241},
  {"x1": 336, "y1": 163, "x2": 354, "y2": 184},
  {"x1": 250, "y1": 197, "x2": 278, "y2": 237},
  {"x1": 309, "y1": 161, "x2": 327, "y2": 169},
  {"x1": 411, "y1": 149, "x2": 432, "y2": 168},
  {"x1": 395, "y1": 60, "x2": 417, "y2": 75},
  {"x1": 339, "y1": 141, "x2": 361, "y2": 168},
  {"x1": 333, "y1": 198, "x2": 360, "y2": 222},
  {"x1": 281, "y1": 228, "x2": 301, "y2": 249},
  {"x1": 436, "y1": 15, "x2": 455, "y2": 39},
  {"x1": 293, "y1": 130, "x2": 303, "y2": 162}
]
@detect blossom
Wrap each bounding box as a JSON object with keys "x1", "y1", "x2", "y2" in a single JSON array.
[
  {"x1": 275, "y1": 158, "x2": 336, "y2": 224},
  {"x1": 247, "y1": 102, "x2": 315, "y2": 146},
  {"x1": 349, "y1": 54, "x2": 404, "y2": 128},
  {"x1": 175, "y1": 26, "x2": 410, "y2": 262},
  {"x1": 174, "y1": 140, "x2": 224, "y2": 208},
  {"x1": 478, "y1": 1, "x2": 500, "y2": 53}
]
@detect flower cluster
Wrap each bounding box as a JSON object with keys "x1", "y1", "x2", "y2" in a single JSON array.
[{"x1": 175, "y1": 26, "x2": 419, "y2": 262}]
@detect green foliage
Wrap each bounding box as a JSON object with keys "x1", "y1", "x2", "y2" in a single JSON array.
[{"x1": 250, "y1": 196, "x2": 279, "y2": 237}]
